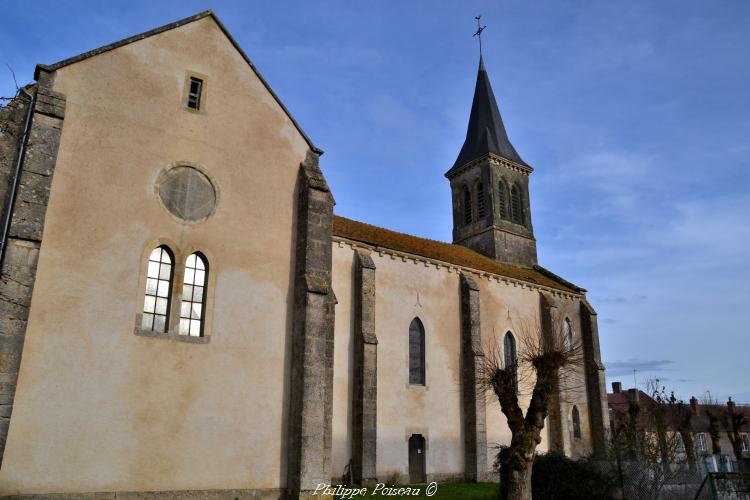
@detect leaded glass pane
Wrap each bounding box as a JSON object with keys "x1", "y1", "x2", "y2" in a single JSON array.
[
  {"x1": 153, "y1": 315, "x2": 166, "y2": 333},
  {"x1": 142, "y1": 313, "x2": 154, "y2": 329},
  {"x1": 147, "y1": 261, "x2": 160, "y2": 278},
  {"x1": 155, "y1": 297, "x2": 168, "y2": 315}
]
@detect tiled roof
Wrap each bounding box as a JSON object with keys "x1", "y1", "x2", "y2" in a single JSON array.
[
  {"x1": 333, "y1": 215, "x2": 581, "y2": 294},
  {"x1": 608, "y1": 390, "x2": 750, "y2": 432}
]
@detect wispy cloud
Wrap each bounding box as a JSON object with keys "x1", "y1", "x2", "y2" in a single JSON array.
[{"x1": 605, "y1": 359, "x2": 674, "y2": 378}]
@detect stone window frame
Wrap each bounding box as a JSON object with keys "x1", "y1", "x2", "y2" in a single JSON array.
[
  {"x1": 178, "y1": 252, "x2": 209, "y2": 337},
  {"x1": 564, "y1": 317, "x2": 574, "y2": 353},
  {"x1": 407, "y1": 317, "x2": 427, "y2": 387},
  {"x1": 134, "y1": 239, "x2": 217, "y2": 344},
  {"x1": 571, "y1": 405, "x2": 582, "y2": 439},
  {"x1": 182, "y1": 70, "x2": 209, "y2": 114},
  {"x1": 741, "y1": 433, "x2": 749, "y2": 452},
  {"x1": 141, "y1": 245, "x2": 175, "y2": 333},
  {"x1": 503, "y1": 330, "x2": 518, "y2": 392},
  {"x1": 154, "y1": 161, "x2": 220, "y2": 225}
]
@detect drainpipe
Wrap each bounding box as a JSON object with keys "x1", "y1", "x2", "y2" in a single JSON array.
[{"x1": 0, "y1": 87, "x2": 35, "y2": 269}]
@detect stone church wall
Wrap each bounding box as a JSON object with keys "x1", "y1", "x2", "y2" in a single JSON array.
[
  {"x1": 0, "y1": 17, "x2": 311, "y2": 496},
  {"x1": 331, "y1": 240, "x2": 591, "y2": 483}
]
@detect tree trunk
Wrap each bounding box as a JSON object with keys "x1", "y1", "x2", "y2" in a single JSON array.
[{"x1": 500, "y1": 460, "x2": 533, "y2": 500}]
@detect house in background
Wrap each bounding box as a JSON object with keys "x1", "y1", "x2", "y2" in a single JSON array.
[{"x1": 608, "y1": 382, "x2": 750, "y2": 471}]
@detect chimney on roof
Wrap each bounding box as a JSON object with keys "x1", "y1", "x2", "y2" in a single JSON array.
[
  {"x1": 612, "y1": 382, "x2": 622, "y2": 394},
  {"x1": 727, "y1": 397, "x2": 736, "y2": 413},
  {"x1": 690, "y1": 396, "x2": 700, "y2": 415},
  {"x1": 627, "y1": 388, "x2": 639, "y2": 403}
]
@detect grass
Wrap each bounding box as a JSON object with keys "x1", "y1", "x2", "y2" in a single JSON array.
[
  {"x1": 413, "y1": 482, "x2": 497, "y2": 499},
  {"x1": 333, "y1": 482, "x2": 497, "y2": 499}
]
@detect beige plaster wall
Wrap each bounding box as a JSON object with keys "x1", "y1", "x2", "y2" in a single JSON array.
[
  {"x1": 331, "y1": 244, "x2": 355, "y2": 479},
  {"x1": 332, "y1": 243, "x2": 464, "y2": 481},
  {"x1": 331, "y1": 241, "x2": 593, "y2": 481},
  {"x1": 477, "y1": 273, "x2": 553, "y2": 467},
  {"x1": 0, "y1": 17, "x2": 310, "y2": 495}
]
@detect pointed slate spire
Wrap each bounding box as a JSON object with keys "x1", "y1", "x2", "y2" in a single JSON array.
[{"x1": 449, "y1": 56, "x2": 528, "y2": 172}]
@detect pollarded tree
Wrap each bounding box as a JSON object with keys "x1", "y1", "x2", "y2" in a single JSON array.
[
  {"x1": 702, "y1": 396, "x2": 726, "y2": 455},
  {"x1": 725, "y1": 398, "x2": 748, "y2": 463},
  {"x1": 477, "y1": 318, "x2": 582, "y2": 500}
]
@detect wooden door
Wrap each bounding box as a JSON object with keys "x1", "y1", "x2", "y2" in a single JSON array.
[{"x1": 408, "y1": 434, "x2": 426, "y2": 484}]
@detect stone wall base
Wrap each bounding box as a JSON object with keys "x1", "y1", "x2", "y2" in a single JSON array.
[{"x1": 3, "y1": 488, "x2": 284, "y2": 499}]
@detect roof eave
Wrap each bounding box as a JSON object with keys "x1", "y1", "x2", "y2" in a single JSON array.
[{"x1": 445, "y1": 152, "x2": 534, "y2": 179}]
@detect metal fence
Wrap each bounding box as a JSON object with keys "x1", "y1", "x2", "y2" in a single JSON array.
[{"x1": 607, "y1": 457, "x2": 750, "y2": 499}]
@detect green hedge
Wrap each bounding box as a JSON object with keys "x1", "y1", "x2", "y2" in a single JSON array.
[{"x1": 531, "y1": 452, "x2": 618, "y2": 499}]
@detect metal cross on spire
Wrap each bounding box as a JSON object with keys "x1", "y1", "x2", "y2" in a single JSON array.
[{"x1": 473, "y1": 15, "x2": 487, "y2": 57}]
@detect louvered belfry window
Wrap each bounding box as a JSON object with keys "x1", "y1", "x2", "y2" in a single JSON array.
[
  {"x1": 510, "y1": 184, "x2": 524, "y2": 225},
  {"x1": 498, "y1": 180, "x2": 508, "y2": 219},
  {"x1": 476, "y1": 182, "x2": 486, "y2": 219},
  {"x1": 463, "y1": 187, "x2": 473, "y2": 225}
]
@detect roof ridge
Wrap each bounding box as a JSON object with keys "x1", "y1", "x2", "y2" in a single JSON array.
[
  {"x1": 35, "y1": 11, "x2": 214, "y2": 76},
  {"x1": 333, "y1": 214, "x2": 452, "y2": 247},
  {"x1": 332, "y1": 215, "x2": 582, "y2": 294},
  {"x1": 34, "y1": 10, "x2": 322, "y2": 155}
]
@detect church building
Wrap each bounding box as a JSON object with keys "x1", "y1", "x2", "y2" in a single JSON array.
[{"x1": 0, "y1": 11, "x2": 609, "y2": 498}]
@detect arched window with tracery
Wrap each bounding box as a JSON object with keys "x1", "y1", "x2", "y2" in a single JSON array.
[
  {"x1": 463, "y1": 187, "x2": 472, "y2": 225},
  {"x1": 142, "y1": 246, "x2": 174, "y2": 332},
  {"x1": 409, "y1": 318, "x2": 426, "y2": 385},
  {"x1": 510, "y1": 184, "x2": 524, "y2": 225},
  {"x1": 564, "y1": 318, "x2": 574, "y2": 353},
  {"x1": 476, "y1": 181, "x2": 486, "y2": 219},
  {"x1": 572, "y1": 406, "x2": 582, "y2": 439},
  {"x1": 180, "y1": 252, "x2": 208, "y2": 337},
  {"x1": 498, "y1": 179, "x2": 509, "y2": 220},
  {"x1": 504, "y1": 331, "x2": 518, "y2": 391}
]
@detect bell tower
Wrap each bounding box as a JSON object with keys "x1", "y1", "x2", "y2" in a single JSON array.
[{"x1": 446, "y1": 56, "x2": 537, "y2": 267}]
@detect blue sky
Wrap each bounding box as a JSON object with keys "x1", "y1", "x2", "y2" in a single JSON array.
[{"x1": 2, "y1": 1, "x2": 748, "y2": 403}]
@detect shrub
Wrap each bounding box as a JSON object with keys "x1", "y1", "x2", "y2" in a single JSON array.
[{"x1": 531, "y1": 452, "x2": 618, "y2": 499}]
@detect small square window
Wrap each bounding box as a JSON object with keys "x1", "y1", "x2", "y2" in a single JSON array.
[{"x1": 186, "y1": 77, "x2": 203, "y2": 110}]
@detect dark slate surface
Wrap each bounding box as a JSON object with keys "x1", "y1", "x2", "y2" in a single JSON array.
[{"x1": 449, "y1": 56, "x2": 528, "y2": 172}]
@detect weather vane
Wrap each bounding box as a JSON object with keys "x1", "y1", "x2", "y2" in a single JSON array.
[{"x1": 473, "y1": 15, "x2": 487, "y2": 57}]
